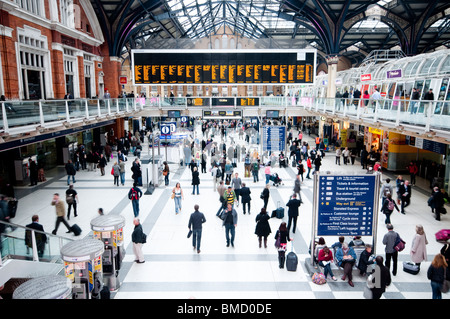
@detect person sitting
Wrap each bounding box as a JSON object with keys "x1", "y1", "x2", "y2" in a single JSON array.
[
  {"x1": 349, "y1": 236, "x2": 365, "y2": 247},
  {"x1": 331, "y1": 236, "x2": 345, "y2": 250},
  {"x1": 318, "y1": 246, "x2": 337, "y2": 281},
  {"x1": 314, "y1": 237, "x2": 326, "y2": 266},
  {"x1": 357, "y1": 244, "x2": 375, "y2": 276},
  {"x1": 336, "y1": 242, "x2": 357, "y2": 287}
]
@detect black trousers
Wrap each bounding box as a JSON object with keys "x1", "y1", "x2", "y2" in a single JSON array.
[
  {"x1": 54, "y1": 216, "x2": 71, "y2": 233},
  {"x1": 67, "y1": 202, "x2": 77, "y2": 219},
  {"x1": 288, "y1": 216, "x2": 298, "y2": 233},
  {"x1": 385, "y1": 251, "x2": 398, "y2": 275}
]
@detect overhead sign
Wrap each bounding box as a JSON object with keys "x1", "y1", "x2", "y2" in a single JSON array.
[
  {"x1": 360, "y1": 74, "x2": 372, "y2": 81},
  {"x1": 406, "y1": 136, "x2": 447, "y2": 155},
  {"x1": 160, "y1": 122, "x2": 176, "y2": 135},
  {"x1": 132, "y1": 49, "x2": 316, "y2": 85},
  {"x1": 316, "y1": 175, "x2": 379, "y2": 236},
  {"x1": 262, "y1": 126, "x2": 286, "y2": 152}
]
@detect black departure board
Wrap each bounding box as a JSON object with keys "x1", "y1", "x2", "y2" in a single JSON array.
[{"x1": 132, "y1": 50, "x2": 316, "y2": 85}]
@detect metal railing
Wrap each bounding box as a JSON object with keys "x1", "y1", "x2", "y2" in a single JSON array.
[
  {"x1": 0, "y1": 220, "x2": 74, "y2": 264},
  {"x1": 1, "y1": 95, "x2": 449, "y2": 135}
]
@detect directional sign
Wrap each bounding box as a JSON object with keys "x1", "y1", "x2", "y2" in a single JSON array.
[
  {"x1": 316, "y1": 175, "x2": 378, "y2": 236},
  {"x1": 262, "y1": 126, "x2": 286, "y2": 152},
  {"x1": 160, "y1": 122, "x2": 176, "y2": 135}
]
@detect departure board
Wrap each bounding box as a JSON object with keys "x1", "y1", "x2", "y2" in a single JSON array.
[{"x1": 132, "y1": 49, "x2": 316, "y2": 85}]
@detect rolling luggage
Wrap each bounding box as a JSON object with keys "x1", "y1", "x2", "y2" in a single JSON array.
[
  {"x1": 8, "y1": 199, "x2": 18, "y2": 218},
  {"x1": 271, "y1": 201, "x2": 284, "y2": 219},
  {"x1": 71, "y1": 224, "x2": 82, "y2": 236},
  {"x1": 286, "y1": 245, "x2": 298, "y2": 272},
  {"x1": 435, "y1": 229, "x2": 450, "y2": 242},
  {"x1": 403, "y1": 261, "x2": 420, "y2": 275}
]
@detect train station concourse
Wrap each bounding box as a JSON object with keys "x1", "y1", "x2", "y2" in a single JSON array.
[{"x1": 0, "y1": 0, "x2": 450, "y2": 307}]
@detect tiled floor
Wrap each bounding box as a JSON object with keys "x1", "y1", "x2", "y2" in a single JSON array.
[{"x1": 9, "y1": 122, "x2": 450, "y2": 299}]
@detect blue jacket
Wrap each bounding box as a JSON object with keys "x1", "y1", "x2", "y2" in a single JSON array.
[{"x1": 335, "y1": 247, "x2": 357, "y2": 267}]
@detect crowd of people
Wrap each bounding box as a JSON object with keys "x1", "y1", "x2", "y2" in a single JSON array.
[{"x1": 0, "y1": 117, "x2": 449, "y2": 300}]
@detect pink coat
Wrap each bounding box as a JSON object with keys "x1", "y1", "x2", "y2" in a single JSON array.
[{"x1": 410, "y1": 234, "x2": 428, "y2": 263}]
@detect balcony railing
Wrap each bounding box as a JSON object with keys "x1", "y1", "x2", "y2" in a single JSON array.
[{"x1": 0, "y1": 95, "x2": 449, "y2": 136}]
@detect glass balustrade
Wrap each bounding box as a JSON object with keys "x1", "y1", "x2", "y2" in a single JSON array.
[
  {"x1": 0, "y1": 220, "x2": 74, "y2": 264},
  {"x1": 1, "y1": 96, "x2": 450, "y2": 135}
]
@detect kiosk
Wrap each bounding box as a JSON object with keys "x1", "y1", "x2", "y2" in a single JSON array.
[
  {"x1": 13, "y1": 275, "x2": 72, "y2": 299},
  {"x1": 90, "y1": 214, "x2": 126, "y2": 291},
  {"x1": 60, "y1": 238, "x2": 105, "y2": 299}
]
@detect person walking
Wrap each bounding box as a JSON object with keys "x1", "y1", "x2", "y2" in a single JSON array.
[
  {"x1": 239, "y1": 183, "x2": 251, "y2": 215},
  {"x1": 251, "y1": 160, "x2": 260, "y2": 183},
  {"x1": 427, "y1": 253, "x2": 448, "y2": 299},
  {"x1": 380, "y1": 192, "x2": 399, "y2": 224},
  {"x1": 119, "y1": 159, "x2": 126, "y2": 186},
  {"x1": 342, "y1": 147, "x2": 350, "y2": 165},
  {"x1": 335, "y1": 148, "x2": 342, "y2": 165},
  {"x1": 380, "y1": 178, "x2": 394, "y2": 203},
  {"x1": 188, "y1": 204, "x2": 206, "y2": 254},
  {"x1": 406, "y1": 161, "x2": 418, "y2": 186},
  {"x1": 382, "y1": 223, "x2": 399, "y2": 276},
  {"x1": 264, "y1": 164, "x2": 271, "y2": 185},
  {"x1": 131, "y1": 218, "x2": 146, "y2": 263},
  {"x1": 128, "y1": 183, "x2": 143, "y2": 217},
  {"x1": 223, "y1": 186, "x2": 236, "y2": 208},
  {"x1": 261, "y1": 183, "x2": 270, "y2": 210},
  {"x1": 255, "y1": 208, "x2": 271, "y2": 248},
  {"x1": 65, "y1": 184, "x2": 78, "y2": 220},
  {"x1": 286, "y1": 194, "x2": 301, "y2": 234},
  {"x1": 313, "y1": 155, "x2": 322, "y2": 174},
  {"x1": 293, "y1": 175, "x2": 302, "y2": 201},
  {"x1": 172, "y1": 182, "x2": 184, "y2": 214},
  {"x1": 98, "y1": 153, "x2": 107, "y2": 176},
  {"x1": 398, "y1": 179, "x2": 411, "y2": 214},
  {"x1": 112, "y1": 161, "x2": 120, "y2": 186},
  {"x1": 274, "y1": 222, "x2": 292, "y2": 269},
  {"x1": 216, "y1": 180, "x2": 227, "y2": 217},
  {"x1": 51, "y1": 193, "x2": 72, "y2": 235},
  {"x1": 430, "y1": 186, "x2": 445, "y2": 221},
  {"x1": 369, "y1": 256, "x2": 391, "y2": 299},
  {"x1": 65, "y1": 160, "x2": 76, "y2": 185},
  {"x1": 222, "y1": 203, "x2": 238, "y2": 248},
  {"x1": 131, "y1": 158, "x2": 142, "y2": 186},
  {"x1": 410, "y1": 224, "x2": 428, "y2": 271},
  {"x1": 231, "y1": 173, "x2": 242, "y2": 206},
  {"x1": 163, "y1": 161, "x2": 170, "y2": 186},
  {"x1": 191, "y1": 166, "x2": 200, "y2": 195},
  {"x1": 306, "y1": 157, "x2": 312, "y2": 179}
]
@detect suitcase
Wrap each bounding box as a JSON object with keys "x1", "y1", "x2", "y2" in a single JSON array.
[
  {"x1": 271, "y1": 201, "x2": 284, "y2": 219},
  {"x1": 71, "y1": 224, "x2": 82, "y2": 236},
  {"x1": 286, "y1": 245, "x2": 298, "y2": 272},
  {"x1": 435, "y1": 229, "x2": 450, "y2": 242},
  {"x1": 403, "y1": 261, "x2": 420, "y2": 275}
]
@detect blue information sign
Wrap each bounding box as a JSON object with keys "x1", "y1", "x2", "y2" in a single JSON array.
[
  {"x1": 316, "y1": 175, "x2": 377, "y2": 236},
  {"x1": 262, "y1": 126, "x2": 286, "y2": 152}
]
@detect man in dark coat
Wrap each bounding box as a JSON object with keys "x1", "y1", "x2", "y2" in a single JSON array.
[
  {"x1": 239, "y1": 183, "x2": 251, "y2": 215},
  {"x1": 25, "y1": 215, "x2": 47, "y2": 257},
  {"x1": 398, "y1": 180, "x2": 411, "y2": 214},
  {"x1": 131, "y1": 218, "x2": 146, "y2": 263},
  {"x1": 370, "y1": 256, "x2": 391, "y2": 299},
  {"x1": 65, "y1": 160, "x2": 76, "y2": 185},
  {"x1": 28, "y1": 158, "x2": 38, "y2": 186},
  {"x1": 286, "y1": 194, "x2": 301, "y2": 234},
  {"x1": 430, "y1": 186, "x2": 445, "y2": 221}
]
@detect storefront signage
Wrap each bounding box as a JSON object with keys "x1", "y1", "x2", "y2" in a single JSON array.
[
  {"x1": 387, "y1": 69, "x2": 402, "y2": 79},
  {"x1": 360, "y1": 74, "x2": 372, "y2": 81}
]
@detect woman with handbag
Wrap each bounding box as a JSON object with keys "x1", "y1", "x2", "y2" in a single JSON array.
[
  {"x1": 172, "y1": 183, "x2": 184, "y2": 214},
  {"x1": 255, "y1": 208, "x2": 271, "y2": 248},
  {"x1": 336, "y1": 242, "x2": 357, "y2": 287},
  {"x1": 163, "y1": 161, "x2": 170, "y2": 186}
]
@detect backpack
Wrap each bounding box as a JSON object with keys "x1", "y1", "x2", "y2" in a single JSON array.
[
  {"x1": 216, "y1": 168, "x2": 222, "y2": 178},
  {"x1": 253, "y1": 162, "x2": 258, "y2": 171},
  {"x1": 130, "y1": 188, "x2": 139, "y2": 200}
]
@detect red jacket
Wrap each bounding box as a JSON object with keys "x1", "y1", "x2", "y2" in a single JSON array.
[{"x1": 318, "y1": 249, "x2": 333, "y2": 262}]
